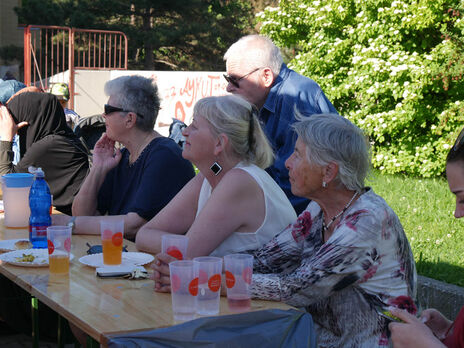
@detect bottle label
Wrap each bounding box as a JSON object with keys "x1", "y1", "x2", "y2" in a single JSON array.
[{"x1": 29, "y1": 225, "x2": 48, "y2": 237}]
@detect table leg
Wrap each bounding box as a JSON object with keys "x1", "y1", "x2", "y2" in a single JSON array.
[
  {"x1": 31, "y1": 296, "x2": 39, "y2": 348},
  {"x1": 57, "y1": 314, "x2": 65, "y2": 348},
  {"x1": 86, "y1": 335, "x2": 99, "y2": 348}
]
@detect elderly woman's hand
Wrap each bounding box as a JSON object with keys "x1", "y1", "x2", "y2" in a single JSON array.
[
  {"x1": 0, "y1": 105, "x2": 28, "y2": 142},
  {"x1": 92, "y1": 133, "x2": 122, "y2": 172},
  {"x1": 150, "y1": 252, "x2": 176, "y2": 293},
  {"x1": 388, "y1": 307, "x2": 446, "y2": 348}
]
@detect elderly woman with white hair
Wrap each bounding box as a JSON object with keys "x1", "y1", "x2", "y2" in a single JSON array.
[
  {"x1": 244, "y1": 114, "x2": 417, "y2": 347},
  {"x1": 152, "y1": 113, "x2": 416, "y2": 346}
]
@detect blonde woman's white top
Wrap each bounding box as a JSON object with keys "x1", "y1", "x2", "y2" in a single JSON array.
[{"x1": 196, "y1": 162, "x2": 297, "y2": 257}]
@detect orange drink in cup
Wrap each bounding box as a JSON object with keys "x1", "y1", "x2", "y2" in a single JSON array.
[
  {"x1": 100, "y1": 220, "x2": 124, "y2": 265},
  {"x1": 47, "y1": 226, "x2": 72, "y2": 274}
]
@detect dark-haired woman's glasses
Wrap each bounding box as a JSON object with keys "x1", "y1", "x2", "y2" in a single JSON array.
[
  {"x1": 104, "y1": 104, "x2": 144, "y2": 119},
  {"x1": 223, "y1": 67, "x2": 262, "y2": 88},
  {"x1": 453, "y1": 127, "x2": 464, "y2": 152}
]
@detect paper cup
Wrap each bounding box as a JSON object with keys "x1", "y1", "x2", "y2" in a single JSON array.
[
  {"x1": 169, "y1": 260, "x2": 198, "y2": 322},
  {"x1": 47, "y1": 226, "x2": 72, "y2": 274},
  {"x1": 193, "y1": 256, "x2": 222, "y2": 316},
  {"x1": 100, "y1": 220, "x2": 124, "y2": 265},
  {"x1": 162, "y1": 234, "x2": 188, "y2": 260},
  {"x1": 224, "y1": 254, "x2": 253, "y2": 312}
]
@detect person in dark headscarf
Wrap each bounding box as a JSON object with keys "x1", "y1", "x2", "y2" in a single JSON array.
[{"x1": 0, "y1": 92, "x2": 89, "y2": 214}]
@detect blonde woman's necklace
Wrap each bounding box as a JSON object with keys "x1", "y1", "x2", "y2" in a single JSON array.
[{"x1": 322, "y1": 191, "x2": 359, "y2": 232}]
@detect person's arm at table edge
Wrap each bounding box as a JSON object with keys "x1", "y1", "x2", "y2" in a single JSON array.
[
  {"x1": 0, "y1": 141, "x2": 15, "y2": 174},
  {"x1": 135, "y1": 174, "x2": 201, "y2": 254},
  {"x1": 53, "y1": 213, "x2": 146, "y2": 238},
  {"x1": 72, "y1": 165, "x2": 110, "y2": 216}
]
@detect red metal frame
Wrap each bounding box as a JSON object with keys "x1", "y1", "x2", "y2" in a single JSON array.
[{"x1": 24, "y1": 25, "x2": 128, "y2": 109}]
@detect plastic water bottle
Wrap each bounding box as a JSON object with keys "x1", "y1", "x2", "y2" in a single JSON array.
[{"x1": 29, "y1": 168, "x2": 51, "y2": 248}]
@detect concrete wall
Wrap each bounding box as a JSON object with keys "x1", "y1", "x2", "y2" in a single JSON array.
[
  {"x1": 74, "y1": 70, "x2": 111, "y2": 118},
  {"x1": 417, "y1": 275, "x2": 464, "y2": 320}
]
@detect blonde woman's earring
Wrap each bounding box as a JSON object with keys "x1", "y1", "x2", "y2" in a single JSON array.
[{"x1": 210, "y1": 162, "x2": 222, "y2": 176}]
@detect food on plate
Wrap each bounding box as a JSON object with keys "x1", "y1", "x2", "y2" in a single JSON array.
[
  {"x1": 15, "y1": 253, "x2": 36, "y2": 263},
  {"x1": 14, "y1": 240, "x2": 32, "y2": 250}
]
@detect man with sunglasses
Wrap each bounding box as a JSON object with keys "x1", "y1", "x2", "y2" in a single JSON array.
[{"x1": 224, "y1": 35, "x2": 337, "y2": 214}]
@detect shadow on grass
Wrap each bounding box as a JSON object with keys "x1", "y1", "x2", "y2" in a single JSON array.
[{"x1": 417, "y1": 258, "x2": 464, "y2": 288}]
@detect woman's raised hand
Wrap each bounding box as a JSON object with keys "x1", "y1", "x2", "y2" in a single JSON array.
[
  {"x1": 150, "y1": 252, "x2": 176, "y2": 293},
  {"x1": 0, "y1": 105, "x2": 28, "y2": 142},
  {"x1": 92, "y1": 133, "x2": 122, "y2": 171}
]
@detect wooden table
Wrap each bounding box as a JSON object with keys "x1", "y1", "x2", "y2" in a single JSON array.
[{"x1": 0, "y1": 220, "x2": 292, "y2": 346}]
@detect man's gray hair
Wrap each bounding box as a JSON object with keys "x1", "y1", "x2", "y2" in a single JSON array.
[
  {"x1": 224, "y1": 35, "x2": 283, "y2": 76},
  {"x1": 293, "y1": 114, "x2": 371, "y2": 191},
  {"x1": 104, "y1": 75, "x2": 160, "y2": 132}
]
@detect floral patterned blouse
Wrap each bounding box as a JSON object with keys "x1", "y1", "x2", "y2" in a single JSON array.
[{"x1": 250, "y1": 188, "x2": 417, "y2": 347}]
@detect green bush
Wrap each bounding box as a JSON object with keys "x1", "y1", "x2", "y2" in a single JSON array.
[{"x1": 258, "y1": 0, "x2": 464, "y2": 177}]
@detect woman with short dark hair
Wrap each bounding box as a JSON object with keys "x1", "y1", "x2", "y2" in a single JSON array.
[{"x1": 61, "y1": 75, "x2": 195, "y2": 240}]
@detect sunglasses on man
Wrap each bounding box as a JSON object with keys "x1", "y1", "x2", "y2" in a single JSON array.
[
  {"x1": 223, "y1": 67, "x2": 263, "y2": 88},
  {"x1": 104, "y1": 104, "x2": 144, "y2": 119}
]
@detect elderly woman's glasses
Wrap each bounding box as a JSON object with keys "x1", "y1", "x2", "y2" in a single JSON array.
[
  {"x1": 453, "y1": 127, "x2": 464, "y2": 152},
  {"x1": 223, "y1": 67, "x2": 262, "y2": 88},
  {"x1": 104, "y1": 104, "x2": 144, "y2": 119}
]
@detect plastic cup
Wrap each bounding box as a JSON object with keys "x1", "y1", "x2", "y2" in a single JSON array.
[
  {"x1": 100, "y1": 220, "x2": 124, "y2": 265},
  {"x1": 193, "y1": 256, "x2": 222, "y2": 316},
  {"x1": 224, "y1": 254, "x2": 253, "y2": 312},
  {"x1": 169, "y1": 260, "x2": 198, "y2": 322},
  {"x1": 162, "y1": 235, "x2": 188, "y2": 260},
  {"x1": 1, "y1": 173, "x2": 34, "y2": 228},
  {"x1": 47, "y1": 226, "x2": 72, "y2": 274}
]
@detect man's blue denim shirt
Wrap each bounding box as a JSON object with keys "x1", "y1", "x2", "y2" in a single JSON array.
[{"x1": 260, "y1": 64, "x2": 338, "y2": 215}]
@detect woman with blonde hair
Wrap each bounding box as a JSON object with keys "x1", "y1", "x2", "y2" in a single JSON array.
[{"x1": 136, "y1": 94, "x2": 296, "y2": 258}]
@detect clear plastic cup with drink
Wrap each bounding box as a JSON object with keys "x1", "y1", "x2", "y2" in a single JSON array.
[
  {"x1": 224, "y1": 253, "x2": 253, "y2": 312},
  {"x1": 162, "y1": 235, "x2": 188, "y2": 260},
  {"x1": 169, "y1": 260, "x2": 198, "y2": 322},
  {"x1": 193, "y1": 256, "x2": 222, "y2": 316},
  {"x1": 100, "y1": 220, "x2": 124, "y2": 265},
  {"x1": 47, "y1": 226, "x2": 72, "y2": 274}
]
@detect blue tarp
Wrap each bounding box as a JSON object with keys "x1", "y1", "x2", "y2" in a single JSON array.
[
  {"x1": 106, "y1": 308, "x2": 316, "y2": 348},
  {"x1": 0, "y1": 79, "x2": 26, "y2": 104}
]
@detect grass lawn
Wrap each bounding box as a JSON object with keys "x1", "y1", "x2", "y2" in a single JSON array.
[{"x1": 368, "y1": 170, "x2": 464, "y2": 287}]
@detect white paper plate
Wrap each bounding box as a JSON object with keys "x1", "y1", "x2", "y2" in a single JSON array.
[
  {"x1": 79, "y1": 252, "x2": 154, "y2": 268},
  {"x1": 0, "y1": 249, "x2": 74, "y2": 267},
  {"x1": 0, "y1": 239, "x2": 31, "y2": 252}
]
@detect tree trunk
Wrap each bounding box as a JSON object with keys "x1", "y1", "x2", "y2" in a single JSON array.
[{"x1": 142, "y1": 7, "x2": 154, "y2": 70}]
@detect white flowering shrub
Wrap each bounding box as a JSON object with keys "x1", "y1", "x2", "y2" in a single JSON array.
[{"x1": 258, "y1": 0, "x2": 464, "y2": 177}]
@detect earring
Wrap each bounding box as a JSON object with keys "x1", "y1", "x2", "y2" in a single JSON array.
[
  {"x1": 322, "y1": 181, "x2": 328, "y2": 188},
  {"x1": 210, "y1": 161, "x2": 223, "y2": 176}
]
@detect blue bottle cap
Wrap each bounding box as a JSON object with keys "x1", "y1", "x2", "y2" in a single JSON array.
[{"x1": 1, "y1": 173, "x2": 34, "y2": 188}]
